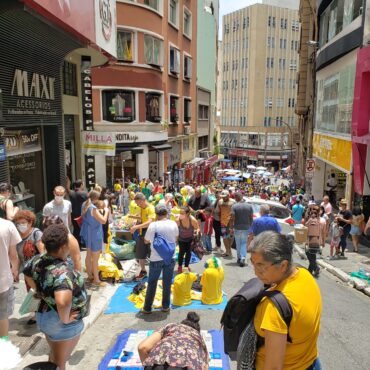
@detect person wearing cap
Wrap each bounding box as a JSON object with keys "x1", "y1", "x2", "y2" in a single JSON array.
[
  {"x1": 335, "y1": 199, "x2": 352, "y2": 257},
  {"x1": 142, "y1": 204, "x2": 179, "y2": 314},
  {"x1": 218, "y1": 190, "x2": 236, "y2": 257}
]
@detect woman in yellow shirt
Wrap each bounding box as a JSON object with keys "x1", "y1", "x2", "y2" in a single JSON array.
[{"x1": 250, "y1": 231, "x2": 322, "y2": 370}]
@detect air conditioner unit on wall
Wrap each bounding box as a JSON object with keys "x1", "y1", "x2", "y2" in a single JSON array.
[{"x1": 183, "y1": 126, "x2": 191, "y2": 135}]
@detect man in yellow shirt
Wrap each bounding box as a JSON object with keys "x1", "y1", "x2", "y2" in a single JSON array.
[
  {"x1": 130, "y1": 193, "x2": 156, "y2": 280},
  {"x1": 250, "y1": 231, "x2": 322, "y2": 370}
]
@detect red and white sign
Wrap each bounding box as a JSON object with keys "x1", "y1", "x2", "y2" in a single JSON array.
[{"x1": 229, "y1": 149, "x2": 258, "y2": 158}]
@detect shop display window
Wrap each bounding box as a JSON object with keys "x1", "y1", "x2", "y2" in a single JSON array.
[
  {"x1": 315, "y1": 62, "x2": 355, "y2": 135},
  {"x1": 103, "y1": 90, "x2": 135, "y2": 123},
  {"x1": 170, "y1": 96, "x2": 179, "y2": 123},
  {"x1": 144, "y1": 35, "x2": 163, "y2": 67},
  {"x1": 145, "y1": 93, "x2": 162, "y2": 122},
  {"x1": 117, "y1": 31, "x2": 134, "y2": 62}
]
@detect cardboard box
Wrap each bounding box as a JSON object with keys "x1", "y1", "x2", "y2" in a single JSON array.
[{"x1": 294, "y1": 226, "x2": 308, "y2": 244}]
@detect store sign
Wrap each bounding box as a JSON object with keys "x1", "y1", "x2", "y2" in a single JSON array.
[
  {"x1": 8, "y1": 68, "x2": 57, "y2": 117},
  {"x1": 3, "y1": 128, "x2": 41, "y2": 157},
  {"x1": 81, "y1": 56, "x2": 96, "y2": 189},
  {"x1": 24, "y1": 0, "x2": 95, "y2": 44},
  {"x1": 229, "y1": 149, "x2": 258, "y2": 158},
  {"x1": 305, "y1": 159, "x2": 316, "y2": 178},
  {"x1": 114, "y1": 131, "x2": 167, "y2": 143},
  {"x1": 95, "y1": 0, "x2": 117, "y2": 58},
  {"x1": 82, "y1": 131, "x2": 116, "y2": 156},
  {"x1": 313, "y1": 133, "x2": 351, "y2": 172}
]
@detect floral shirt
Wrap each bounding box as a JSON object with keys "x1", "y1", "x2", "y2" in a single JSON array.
[
  {"x1": 23, "y1": 254, "x2": 88, "y2": 320},
  {"x1": 143, "y1": 323, "x2": 209, "y2": 370}
]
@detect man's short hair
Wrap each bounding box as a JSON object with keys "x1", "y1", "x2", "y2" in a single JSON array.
[
  {"x1": 41, "y1": 224, "x2": 69, "y2": 253},
  {"x1": 54, "y1": 185, "x2": 65, "y2": 193},
  {"x1": 259, "y1": 204, "x2": 270, "y2": 214},
  {"x1": 134, "y1": 192, "x2": 146, "y2": 201},
  {"x1": 73, "y1": 179, "x2": 83, "y2": 189},
  {"x1": 234, "y1": 192, "x2": 243, "y2": 201}
]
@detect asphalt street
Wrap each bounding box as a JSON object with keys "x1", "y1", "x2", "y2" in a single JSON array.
[{"x1": 19, "y1": 249, "x2": 370, "y2": 370}]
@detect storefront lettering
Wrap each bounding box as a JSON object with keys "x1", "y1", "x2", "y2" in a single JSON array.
[
  {"x1": 319, "y1": 138, "x2": 333, "y2": 151},
  {"x1": 85, "y1": 133, "x2": 113, "y2": 144},
  {"x1": 115, "y1": 133, "x2": 139, "y2": 142},
  {"x1": 8, "y1": 69, "x2": 57, "y2": 116},
  {"x1": 81, "y1": 56, "x2": 96, "y2": 189}
]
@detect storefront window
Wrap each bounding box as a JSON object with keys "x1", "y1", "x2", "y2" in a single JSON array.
[
  {"x1": 319, "y1": 0, "x2": 362, "y2": 47},
  {"x1": 144, "y1": 35, "x2": 163, "y2": 67},
  {"x1": 117, "y1": 31, "x2": 134, "y2": 62},
  {"x1": 170, "y1": 96, "x2": 179, "y2": 123},
  {"x1": 103, "y1": 90, "x2": 135, "y2": 123},
  {"x1": 315, "y1": 63, "x2": 355, "y2": 135},
  {"x1": 145, "y1": 93, "x2": 161, "y2": 122}
]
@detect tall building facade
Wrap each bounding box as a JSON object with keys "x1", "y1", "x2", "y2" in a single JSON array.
[
  {"x1": 220, "y1": 0, "x2": 300, "y2": 168},
  {"x1": 196, "y1": 0, "x2": 219, "y2": 158},
  {"x1": 92, "y1": 0, "x2": 197, "y2": 185},
  {"x1": 295, "y1": 0, "x2": 316, "y2": 184},
  {"x1": 311, "y1": 0, "x2": 363, "y2": 203}
]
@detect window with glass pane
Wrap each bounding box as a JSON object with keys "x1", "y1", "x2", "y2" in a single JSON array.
[
  {"x1": 146, "y1": 93, "x2": 161, "y2": 122},
  {"x1": 184, "y1": 10, "x2": 191, "y2": 37},
  {"x1": 144, "y1": 35, "x2": 163, "y2": 67},
  {"x1": 170, "y1": 47, "x2": 180, "y2": 74},
  {"x1": 117, "y1": 31, "x2": 133, "y2": 62},
  {"x1": 184, "y1": 99, "x2": 191, "y2": 123},
  {"x1": 103, "y1": 90, "x2": 135, "y2": 123},
  {"x1": 184, "y1": 56, "x2": 192, "y2": 79},
  {"x1": 63, "y1": 61, "x2": 77, "y2": 96},
  {"x1": 170, "y1": 96, "x2": 179, "y2": 123},
  {"x1": 169, "y1": 0, "x2": 177, "y2": 25},
  {"x1": 144, "y1": 0, "x2": 159, "y2": 11}
]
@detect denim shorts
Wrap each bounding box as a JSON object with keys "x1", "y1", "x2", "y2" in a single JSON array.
[{"x1": 36, "y1": 309, "x2": 84, "y2": 342}]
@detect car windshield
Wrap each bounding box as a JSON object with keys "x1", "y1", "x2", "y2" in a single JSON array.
[{"x1": 249, "y1": 202, "x2": 290, "y2": 219}]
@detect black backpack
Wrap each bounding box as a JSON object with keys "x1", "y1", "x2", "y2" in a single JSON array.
[{"x1": 220, "y1": 277, "x2": 293, "y2": 356}]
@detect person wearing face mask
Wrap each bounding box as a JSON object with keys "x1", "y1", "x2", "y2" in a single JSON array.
[
  {"x1": 23, "y1": 224, "x2": 88, "y2": 370},
  {"x1": 43, "y1": 186, "x2": 72, "y2": 232},
  {"x1": 13, "y1": 210, "x2": 44, "y2": 325},
  {"x1": 0, "y1": 183, "x2": 19, "y2": 221}
]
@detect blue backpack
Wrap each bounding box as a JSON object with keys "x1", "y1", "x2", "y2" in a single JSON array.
[{"x1": 152, "y1": 223, "x2": 176, "y2": 265}]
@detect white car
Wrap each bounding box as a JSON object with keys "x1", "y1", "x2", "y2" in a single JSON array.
[{"x1": 243, "y1": 197, "x2": 295, "y2": 235}]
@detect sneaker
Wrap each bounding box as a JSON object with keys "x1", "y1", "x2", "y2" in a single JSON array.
[
  {"x1": 313, "y1": 267, "x2": 320, "y2": 277},
  {"x1": 161, "y1": 307, "x2": 170, "y2": 313},
  {"x1": 177, "y1": 266, "x2": 183, "y2": 274},
  {"x1": 239, "y1": 259, "x2": 246, "y2": 267},
  {"x1": 134, "y1": 271, "x2": 147, "y2": 281},
  {"x1": 237, "y1": 258, "x2": 241, "y2": 264}
]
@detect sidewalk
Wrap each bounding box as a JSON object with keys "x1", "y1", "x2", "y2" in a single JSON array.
[
  {"x1": 9, "y1": 251, "x2": 119, "y2": 368},
  {"x1": 294, "y1": 237, "x2": 370, "y2": 296}
]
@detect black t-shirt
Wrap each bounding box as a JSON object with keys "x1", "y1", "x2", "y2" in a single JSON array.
[
  {"x1": 338, "y1": 209, "x2": 352, "y2": 229},
  {"x1": 69, "y1": 190, "x2": 88, "y2": 218},
  {"x1": 188, "y1": 194, "x2": 211, "y2": 211}
]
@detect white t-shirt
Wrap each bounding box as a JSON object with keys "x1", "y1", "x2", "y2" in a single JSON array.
[
  {"x1": 145, "y1": 220, "x2": 179, "y2": 262},
  {"x1": 326, "y1": 177, "x2": 337, "y2": 191},
  {"x1": 0, "y1": 219, "x2": 22, "y2": 293},
  {"x1": 43, "y1": 199, "x2": 72, "y2": 231}
]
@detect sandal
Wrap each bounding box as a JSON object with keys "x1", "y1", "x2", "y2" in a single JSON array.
[
  {"x1": 92, "y1": 281, "x2": 107, "y2": 287},
  {"x1": 221, "y1": 253, "x2": 230, "y2": 257}
]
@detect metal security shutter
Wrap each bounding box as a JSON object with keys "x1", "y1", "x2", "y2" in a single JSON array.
[
  {"x1": 0, "y1": 126, "x2": 9, "y2": 183},
  {"x1": 0, "y1": 0, "x2": 82, "y2": 195}
]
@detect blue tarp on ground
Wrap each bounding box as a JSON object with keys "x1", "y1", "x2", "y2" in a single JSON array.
[
  {"x1": 104, "y1": 281, "x2": 228, "y2": 314},
  {"x1": 98, "y1": 329, "x2": 230, "y2": 370}
]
